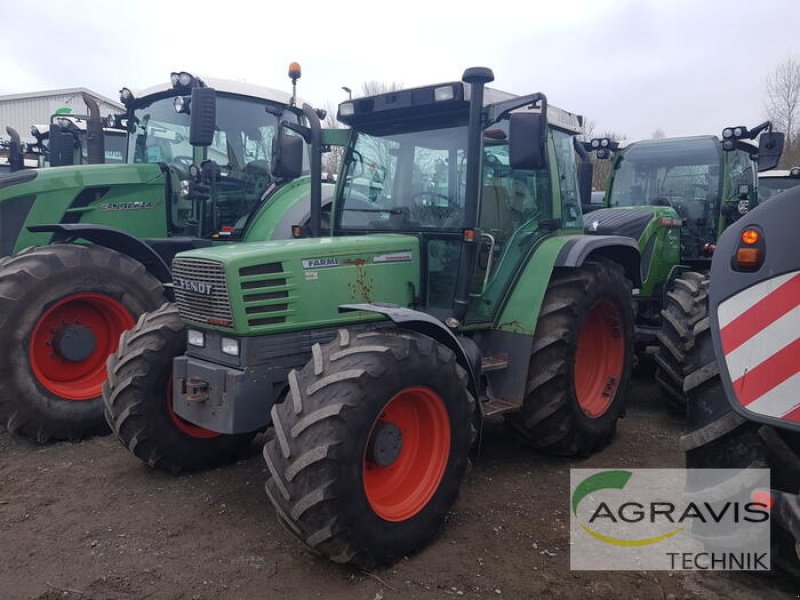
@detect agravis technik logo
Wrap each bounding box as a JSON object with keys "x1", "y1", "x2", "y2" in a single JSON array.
[{"x1": 570, "y1": 469, "x2": 771, "y2": 570}]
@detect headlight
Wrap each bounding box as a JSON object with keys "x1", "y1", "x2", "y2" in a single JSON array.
[
  {"x1": 339, "y1": 102, "x2": 354, "y2": 117},
  {"x1": 119, "y1": 87, "x2": 134, "y2": 104},
  {"x1": 722, "y1": 128, "x2": 733, "y2": 139},
  {"x1": 170, "y1": 72, "x2": 179, "y2": 87},
  {"x1": 434, "y1": 85, "x2": 455, "y2": 102},
  {"x1": 180, "y1": 180, "x2": 190, "y2": 198},
  {"x1": 733, "y1": 127, "x2": 744, "y2": 138},
  {"x1": 30, "y1": 125, "x2": 40, "y2": 137},
  {"x1": 187, "y1": 329, "x2": 205, "y2": 347},
  {"x1": 591, "y1": 139, "x2": 600, "y2": 148},
  {"x1": 178, "y1": 72, "x2": 194, "y2": 87},
  {"x1": 221, "y1": 337, "x2": 239, "y2": 356},
  {"x1": 174, "y1": 95, "x2": 188, "y2": 113}
]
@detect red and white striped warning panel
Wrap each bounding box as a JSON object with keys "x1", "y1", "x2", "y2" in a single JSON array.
[{"x1": 718, "y1": 270, "x2": 800, "y2": 422}]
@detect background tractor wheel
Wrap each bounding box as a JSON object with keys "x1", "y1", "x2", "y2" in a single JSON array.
[
  {"x1": 654, "y1": 271, "x2": 709, "y2": 410},
  {"x1": 682, "y1": 318, "x2": 800, "y2": 576},
  {"x1": 505, "y1": 258, "x2": 634, "y2": 456},
  {"x1": 103, "y1": 303, "x2": 256, "y2": 473},
  {"x1": 0, "y1": 243, "x2": 166, "y2": 442},
  {"x1": 263, "y1": 329, "x2": 475, "y2": 569}
]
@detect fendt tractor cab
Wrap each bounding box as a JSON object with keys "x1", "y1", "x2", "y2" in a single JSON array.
[
  {"x1": 0, "y1": 65, "x2": 333, "y2": 444},
  {"x1": 759, "y1": 166, "x2": 800, "y2": 202},
  {"x1": 2, "y1": 94, "x2": 128, "y2": 176},
  {"x1": 105, "y1": 67, "x2": 642, "y2": 567},
  {"x1": 582, "y1": 125, "x2": 784, "y2": 405},
  {"x1": 28, "y1": 101, "x2": 129, "y2": 168}
]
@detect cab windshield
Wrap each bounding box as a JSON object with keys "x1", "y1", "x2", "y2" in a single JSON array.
[
  {"x1": 759, "y1": 176, "x2": 800, "y2": 202},
  {"x1": 130, "y1": 93, "x2": 304, "y2": 235},
  {"x1": 608, "y1": 137, "x2": 722, "y2": 210},
  {"x1": 130, "y1": 94, "x2": 302, "y2": 172},
  {"x1": 336, "y1": 125, "x2": 469, "y2": 231}
]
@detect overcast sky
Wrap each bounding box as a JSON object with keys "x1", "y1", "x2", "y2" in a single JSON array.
[{"x1": 1, "y1": 0, "x2": 797, "y2": 140}]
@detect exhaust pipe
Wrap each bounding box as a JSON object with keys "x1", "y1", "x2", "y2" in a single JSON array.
[
  {"x1": 5, "y1": 126, "x2": 24, "y2": 172},
  {"x1": 81, "y1": 92, "x2": 105, "y2": 165}
]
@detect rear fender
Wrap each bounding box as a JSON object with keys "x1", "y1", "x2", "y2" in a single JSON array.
[
  {"x1": 27, "y1": 224, "x2": 173, "y2": 295},
  {"x1": 495, "y1": 235, "x2": 640, "y2": 337}
]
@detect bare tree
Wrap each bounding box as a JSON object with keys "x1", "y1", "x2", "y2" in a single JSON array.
[
  {"x1": 360, "y1": 81, "x2": 403, "y2": 97},
  {"x1": 765, "y1": 56, "x2": 800, "y2": 167},
  {"x1": 651, "y1": 128, "x2": 666, "y2": 139},
  {"x1": 322, "y1": 101, "x2": 346, "y2": 179}
]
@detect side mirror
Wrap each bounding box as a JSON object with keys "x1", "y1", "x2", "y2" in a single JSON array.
[
  {"x1": 509, "y1": 112, "x2": 547, "y2": 171},
  {"x1": 48, "y1": 123, "x2": 76, "y2": 167},
  {"x1": 189, "y1": 87, "x2": 216, "y2": 147},
  {"x1": 271, "y1": 125, "x2": 304, "y2": 180},
  {"x1": 757, "y1": 132, "x2": 784, "y2": 172}
]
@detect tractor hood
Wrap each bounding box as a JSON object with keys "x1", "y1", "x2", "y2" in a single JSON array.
[
  {"x1": 171, "y1": 235, "x2": 421, "y2": 336},
  {"x1": 0, "y1": 163, "x2": 166, "y2": 256},
  {"x1": 584, "y1": 207, "x2": 658, "y2": 241}
]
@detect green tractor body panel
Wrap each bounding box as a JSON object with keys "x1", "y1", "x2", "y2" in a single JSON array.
[
  {"x1": 484, "y1": 233, "x2": 579, "y2": 335},
  {"x1": 174, "y1": 234, "x2": 420, "y2": 336},
  {"x1": 9, "y1": 164, "x2": 167, "y2": 253},
  {"x1": 241, "y1": 176, "x2": 319, "y2": 242}
]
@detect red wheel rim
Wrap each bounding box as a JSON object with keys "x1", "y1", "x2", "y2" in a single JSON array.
[
  {"x1": 574, "y1": 300, "x2": 625, "y2": 418},
  {"x1": 363, "y1": 386, "x2": 451, "y2": 522},
  {"x1": 29, "y1": 293, "x2": 134, "y2": 400},
  {"x1": 165, "y1": 378, "x2": 220, "y2": 440}
]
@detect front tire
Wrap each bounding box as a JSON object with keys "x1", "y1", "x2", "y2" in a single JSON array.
[
  {"x1": 103, "y1": 304, "x2": 255, "y2": 473},
  {"x1": 505, "y1": 258, "x2": 635, "y2": 456},
  {"x1": 0, "y1": 244, "x2": 166, "y2": 442},
  {"x1": 263, "y1": 329, "x2": 475, "y2": 568},
  {"x1": 654, "y1": 272, "x2": 709, "y2": 409}
]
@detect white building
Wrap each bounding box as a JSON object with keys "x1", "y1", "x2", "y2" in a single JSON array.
[{"x1": 0, "y1": 88, "x2": 123, "y2": 143}]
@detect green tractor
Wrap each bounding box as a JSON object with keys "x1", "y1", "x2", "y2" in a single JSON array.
[
  {"x1": 0, "y1": 65, "x2": 333, "y2": 442},
  {"x1": 582, "y1": 127, "x2": 784, "y2": 405},
  {"x1": 105, "y1": 67, "x2": 642, "y2": 566}
]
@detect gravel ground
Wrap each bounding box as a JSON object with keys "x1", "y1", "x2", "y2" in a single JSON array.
[{"x1": 0, "y1": 376, "x2": 797, "y2": 599}]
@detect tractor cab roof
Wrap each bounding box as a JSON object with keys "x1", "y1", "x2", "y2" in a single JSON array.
[
  {"x1": 338, "y1": 81, "x2": 582, "y2": 136},
  {"x1": 133, "y1": 76, "x2": 299, "y2": 107}
]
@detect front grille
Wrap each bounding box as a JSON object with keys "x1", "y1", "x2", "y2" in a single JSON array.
[
  {"x1": 238, "y1": 262, "x2": 291, "y2": 327},
  {"x1": 172, "y1": 258, "x2": 233, "y2": 327}
]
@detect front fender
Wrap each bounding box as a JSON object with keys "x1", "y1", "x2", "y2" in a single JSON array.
[{"x1": 339, "y1": 303, "x2": 479, "y2": 398}]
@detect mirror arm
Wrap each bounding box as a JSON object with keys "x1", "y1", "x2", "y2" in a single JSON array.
[{"x1": 302, "y1": 103, "x2": 322, "y2": 238}]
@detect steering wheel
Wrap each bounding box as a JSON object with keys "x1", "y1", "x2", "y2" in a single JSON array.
[
  {"x1": 651, "y1": 196, "x2": 673, "y2": 207},
  {"x1": 172, "y1": 156, "x2": 194, "y2": 167}
]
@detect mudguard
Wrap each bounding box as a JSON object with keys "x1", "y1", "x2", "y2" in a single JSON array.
[
  {"x1": 708, "y1": 186, "x2": 800, "y2": 433},
  {"x1": 27, "y1": 224, "x2": 172, "y2": 286},
  {"x1": 338, "y1": 303, "x2": 479, "y2": 397}
]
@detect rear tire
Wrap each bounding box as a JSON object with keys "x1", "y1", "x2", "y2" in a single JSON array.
[
  {"x1": 0, "y1": 244, "x2": 166, "y2": 442},
  {"x1": 263, "y1": 329, "x2": 475, "y2": 568},
  {"x1": 505, "y1": 258, "x2": 634, "y2": 456},
  {"x1": 103, "y1": 304, "x2": 255, "y2": 473},
  {"x1": 654, "y1": 272, "x2": 708, "y2": 410}
]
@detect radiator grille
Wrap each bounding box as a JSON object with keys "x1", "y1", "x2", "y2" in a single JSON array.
[
  {"x1": 238, "y1": 262, "x2": 290, "y2": 327},
  {"x1": 172, "y1": 258, "x2": 233, "y2": 327}
]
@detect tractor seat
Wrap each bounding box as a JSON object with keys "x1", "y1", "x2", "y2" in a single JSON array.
[{"x1": 584, "y1": 207, "x2": 656, "y2": 240}]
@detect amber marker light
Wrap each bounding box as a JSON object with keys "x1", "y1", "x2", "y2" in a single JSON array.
[{"x1": 741, "y1": 229, "x2": 760, "y2": 245}]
